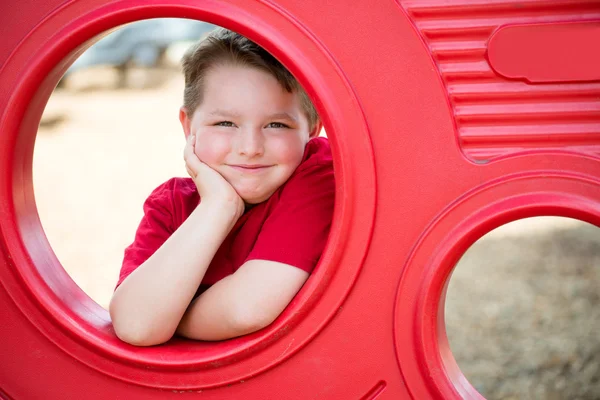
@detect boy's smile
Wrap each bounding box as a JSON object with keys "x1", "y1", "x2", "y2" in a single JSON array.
[
  {"x1": 227, "y1": 164, "x2": 273, "y2": 173},
  {"x1": 180, "y1": 64, "x2": 318, "y2": 204}
]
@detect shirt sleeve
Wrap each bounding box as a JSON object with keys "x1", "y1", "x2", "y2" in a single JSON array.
[
  {"x1": 115, "y1": 180, "x2": 176, "y2": 289},
  {"x1": 245, "y1": 159, "x2": 335, "y2": 273}
]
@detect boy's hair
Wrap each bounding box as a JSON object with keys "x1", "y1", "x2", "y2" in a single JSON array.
[{"x1": 182, "y1": 28, "x2": 319, "y2": 131}]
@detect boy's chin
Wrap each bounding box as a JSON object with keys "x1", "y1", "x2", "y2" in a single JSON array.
[
  {"x1": 240, "y1": 195, "x2": 269, "y2": 206},
  {"x1": 238, "y1": 189, "x2": 275, "y2": 206}
]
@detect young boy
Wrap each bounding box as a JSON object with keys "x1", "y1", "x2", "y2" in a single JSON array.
[{"x1": 109, "y1": 28, "x2": 335, "y2": 346}]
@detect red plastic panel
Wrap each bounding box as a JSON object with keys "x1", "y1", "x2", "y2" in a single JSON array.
[
  {"x1": 399, "y1": 0, "x2": 600, "y2": 162},
  {"x1": 488, "y1": 21, "x2": 600, "y2": 83},
  {"x1": 0, "y1": 0, "x2": 599, "y2": 399}
]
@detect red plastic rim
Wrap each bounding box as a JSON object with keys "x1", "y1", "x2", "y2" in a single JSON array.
[
  {"x1": 394, "y1": 168, "x2": 600, "y2": 399},
  {"x1": 0, "y1": 0, "x2": 376, "y2": 389}
]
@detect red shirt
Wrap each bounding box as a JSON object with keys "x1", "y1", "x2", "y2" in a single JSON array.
[{"x1": 117, "y1": 137, "x2": 335, "y2": 295}]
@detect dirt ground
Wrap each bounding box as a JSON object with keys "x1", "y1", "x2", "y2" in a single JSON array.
[
  {"x1": 446, "y1": 219, "x2": 600, "y2": 399},
  {"x1": 36, "y1": 67, "x2": 600, "y2": 399}
]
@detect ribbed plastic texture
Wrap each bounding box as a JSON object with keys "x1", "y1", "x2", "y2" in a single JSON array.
[{"x1": 399, "y1": 0, "x2": 600, "y2": 162}]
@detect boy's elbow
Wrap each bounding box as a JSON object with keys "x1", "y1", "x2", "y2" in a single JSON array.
[
  {"x1": 113, "y1": 323, "x2": 170, "y2": 347},
  {"x1": 110, "y1": 300, "x2": 172, "y2": 347},
  {"x1": 229, "y1": 304, "x2": 277, "y2": 335}
]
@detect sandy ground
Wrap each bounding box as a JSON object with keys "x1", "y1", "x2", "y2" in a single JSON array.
[{"x1": 35, "y1": 67, "x2": 600, "y2": 399}]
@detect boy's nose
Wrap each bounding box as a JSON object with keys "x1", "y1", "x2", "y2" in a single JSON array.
[{"x1": 237, "y1": 128, "x2": 265, "y2": 157}]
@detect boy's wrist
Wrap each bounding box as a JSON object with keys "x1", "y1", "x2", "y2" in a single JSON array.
[{"x1": 197, "y1": 196, "x2": 243, "y2": 225}]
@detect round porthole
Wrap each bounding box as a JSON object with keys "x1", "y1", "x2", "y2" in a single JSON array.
[
  {"x1": 394, "y1": 170, "x2": 600, "y2": 399},
  {"x1": 0, "y1": 1, "x2": 375, "y2": 389}
]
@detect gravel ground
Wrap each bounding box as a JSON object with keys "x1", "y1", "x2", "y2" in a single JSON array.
[{"x1": 36, "y1": 67, "x2": 600, "y2": 399}]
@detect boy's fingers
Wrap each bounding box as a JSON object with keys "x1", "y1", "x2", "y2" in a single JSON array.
[
  {"x1": 185, "y1": 163, "x2": 196, "y2": 178},
  {"x1": 184, "y1": 135, "x2": 201, "y2": 171},
  {"x1": 183, "y1": 134, "x2": 194, "y2": 159},
  {"x1": 184, "y1": 135, "x2": 215, "y2": 182},
  {"x1": 185, "y1": 157, "x2": 201, "y2": 178}
]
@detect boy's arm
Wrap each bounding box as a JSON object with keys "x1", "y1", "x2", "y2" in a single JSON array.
[
  {"x1": 176, "y1": 260, "x2": 308, "y2": 340},
  {"x1": 110, "y1": 199, "x2": 239, "y2": 346},
  {"x1": 177, "y1": 143, "x2": 334, "y2": 341},
  {"x1": 110, "y1": 134, "x2": 244, "y2": 346}
]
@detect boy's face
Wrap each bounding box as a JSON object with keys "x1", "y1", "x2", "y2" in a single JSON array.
[{"x1": 180, "y1": 64, "x2": 318, "y2": 204}]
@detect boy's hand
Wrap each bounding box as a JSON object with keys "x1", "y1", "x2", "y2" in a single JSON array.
[{"x1": 184, "y1": 134, "x2": 244, "y2": 218}]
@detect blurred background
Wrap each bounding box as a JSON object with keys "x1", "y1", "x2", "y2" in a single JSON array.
[{"x1": 34, "y1": 18, "x2": 600, "y2": 400}]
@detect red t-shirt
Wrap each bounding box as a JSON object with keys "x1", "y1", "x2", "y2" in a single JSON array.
[{"x1": 116, "y1": 137, "x2": 335, "y2": 295}]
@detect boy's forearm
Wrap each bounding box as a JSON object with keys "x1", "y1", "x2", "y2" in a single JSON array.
[
  {"x1": 175, "y1": 260, "x2": 308, "y2": 341},
  {"x1": 175, "y1": 275, "x2": 269, "y2": 341},
  {"x1": 110, "y1": 200, "x2": 239, "y2": 346}
]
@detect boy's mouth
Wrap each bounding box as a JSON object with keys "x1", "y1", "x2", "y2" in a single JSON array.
[{"x1": 228, "y1": 164, "x2": 273, "y2": 173}]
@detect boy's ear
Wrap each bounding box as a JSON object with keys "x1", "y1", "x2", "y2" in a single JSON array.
[
  {"x1": 179, "y1": 106, "x2": 192, "y2": 139},
  {"x1": 309, "y1": 120, "x2": 323, "y2": 139}
]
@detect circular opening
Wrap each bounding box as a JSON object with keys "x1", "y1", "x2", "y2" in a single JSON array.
[
  {"x1": 2, "y1": 2, "x2": 375, "y2": 389},
  {"x1": 34, "y1": 17, "x2": 334, "y2": 349},
  {"x1": 445, "y1": 216, "x2": 600, "y2": 399},
  {"x1": 37, "y1": 18, "x2": 330, "y2": 310}
]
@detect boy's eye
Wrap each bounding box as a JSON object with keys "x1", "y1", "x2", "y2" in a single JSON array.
[
  {"x1": 215, "y1": 121, "x2": 235, "y2": 127},
  {"x1": 266, "y1": 122, "x2": 290, "y2": 129}
]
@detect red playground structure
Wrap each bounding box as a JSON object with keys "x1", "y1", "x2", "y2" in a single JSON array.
[{"x1": 1, "y1": 1, "x2": 599, "y2": 398}]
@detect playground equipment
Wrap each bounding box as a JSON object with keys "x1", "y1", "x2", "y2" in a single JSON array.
[{"x1": 1, "y1": 0, "x2": 599, "y2": 398}]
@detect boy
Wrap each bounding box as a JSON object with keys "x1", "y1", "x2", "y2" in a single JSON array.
[{"x1": 109, "y1": 28, "x2": 335, "y2": 346}]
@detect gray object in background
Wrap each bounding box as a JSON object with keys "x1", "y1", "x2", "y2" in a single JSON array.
[{"x1": 63, "y1": 18, "x2": 215, "y2": 84}]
